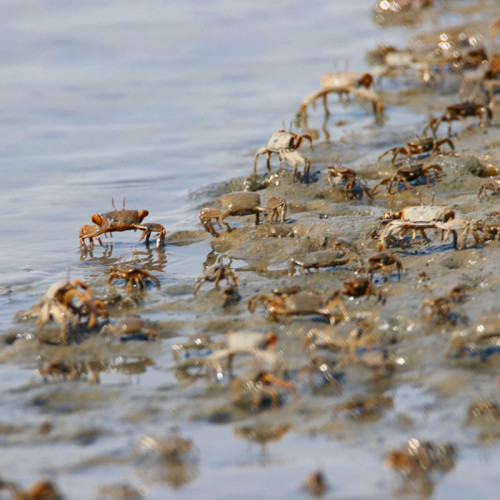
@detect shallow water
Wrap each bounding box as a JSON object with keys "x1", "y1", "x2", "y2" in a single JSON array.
[{"x1": 2, "y1": 0, "x2": 500, "y2": 499}]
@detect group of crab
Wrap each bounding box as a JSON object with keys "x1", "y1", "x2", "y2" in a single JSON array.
[
  {"x1": 19, "y1": 198, "x2": 165, "y2": 347},
  {"x1": 180, "y1": 1, "x2": 500, "y2": 492},
  {"x1": 10, "y1": 0, "x2": 500, "y2": 496}
]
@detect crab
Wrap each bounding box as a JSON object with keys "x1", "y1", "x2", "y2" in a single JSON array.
[
  {"x1": 299, "y1": 351, "x2": 344, "y2": 392},
  {"x1": 193, "y1": 255, "x2": 238, "y2": 294},
  {"x1": 199, "y1": 192, "x2": 287, "y2": 237},
  {"x1": 478, "y1": 176, "x2": 500, "y2": 199},
  {"x1": 385, "y1": 439, "x2": 456, "y2": 476},
  {"x1": 297, "y1": 68, "x2": 383, "y2": 123},
  {"x1": 231, "y1": 370, "x2": 296, "y2": 412},
  {"x1": 26, "y1": 279, "x2": 107, "y2": 345},
  {"x1": 248, "y1": 288, "x2": 348, "y2": 324},
  {"x1": 332, "y1": 393, "x2": 393, "y2": 420},
  {"x1": 360, "y1": 252, "x2": 403, "y2": 280},
  {"x1": 79, "y1": 198, "x2": 166, "y2": 250},
  {"x1": 5, "y1": 480, "x2": 62, "y2": 500},
  {"x1": 254, "y1": 128, "x2": 312, "y2": 175},
  {"x1": 327, "y1": 161, "x2": 372, "y2": 199},
  {"x1": 303, "y1": 319, "x2": 379, "y2": 361},
  {"x1": 467, "y1": 399, "x2": 500, "y2": 421},
  {"x1": 288, "y1": 240, "x2": 363, "y2": 276},
  {"x1": 278, "y1": 148, "x2": 311, "y2": 182},
  {"x1": 437, "y1": 217, "x2": 482, "y2": 250},
  {"x1": 205, "y1": 331, "x2": 283, "y2": 382},
  {"x1": 373, "y1": 204, "x2": 456, "y2": 251},
  {"x1": 370, "y1": 163, "x2": 443, "y2": 195},
  {"x1": 108, "y1": 262, "x2": 160, "y2": 293},
  {"x1": 172, "y1": 333, "x2": 224, "y2": 363},
  {"x1": 373, "y1": 0, "x2": 433, "y2": 25},
  {"x1": 445, "y1": 309, "x2": 500, "y2": 358},
  {"x1": 424, "y1": 101, "x2": 493, "y2": 137},
  {"x1": 370, "y1": 46, "x2": 435, "y2": 84},
  {"x1": 100, "y1": 315, "x2": 160, "y2": 343},
  {"x1": 378, "y1": 137, "x2": 454, "y2": 165}
]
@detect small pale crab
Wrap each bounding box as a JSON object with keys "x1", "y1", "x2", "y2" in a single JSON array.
[
  {"x1": 378, "y1": 136, "x2": 454, "y2": 165},
  {"x1": 108, "y1": 262, "x2": 160, "y2": 293},
  {"x1": 423, "y1": 101, "x2": 493, "y2": 137},
  {"x1": 370, "y1": 163, "x2": 443, "y2": 195},
  {"x1": 297, "y1": 67, "x2": 383, "y2": 123},
  {"x1": 79, "y1": 198, "x2": 166, "y2": 250},
  {"x1": 254, "y1": 128, "x2": 312, "y2": 176},
  {"x1": 199, "y1": 192, "x2": 287, "y2": 237},
  {"x1": 372, "y1": 203, "x2": 456, "y2": 251},
  {"x1": 26, "y1": 279, "x2": 107, "y2": 345},
  {"x1": 327, "y1": 161, "x2": 372, "y2": 199}
]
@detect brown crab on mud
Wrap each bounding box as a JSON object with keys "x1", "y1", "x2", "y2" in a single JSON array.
[
  {"x1": 79, "y1": 198, "x2": 166, "y2": 250},
  {"x1": 248, "y1": 288, "x2": 348, "y2": 324},
  {"x1": 378, "y1": 136, "x2": 454, "y2": 165},
  {"x1": 327, "y1": 161, "x2": 372, "y2": 199},
  {"x1": 423, "y1": 101, "x2": 492, "y2": 137},
  {"x1": 254, "y1": 128, "x2": 313, "y2": 182},
  {"x1": 199, "y1": 192, "x2": 287, "y2": 237},
  {"x1": 370, "y1": 163, "x2": 444, "y2": 195},
  {"x1": 108, "y1": 262, "x2": 160, "y2": 292}
]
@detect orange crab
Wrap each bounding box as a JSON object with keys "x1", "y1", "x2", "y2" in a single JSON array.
[{"x1": 79, "y1": 198, "x2": 166, "y2": 250}]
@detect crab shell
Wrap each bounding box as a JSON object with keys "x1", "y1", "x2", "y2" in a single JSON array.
[{"x1": 220, "y1": 191, "x2": 261, "y2": 216}]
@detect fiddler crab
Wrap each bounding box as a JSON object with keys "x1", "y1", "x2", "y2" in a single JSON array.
[
  {"x1": 370, "y1": 204, "x2": 480, "y2": 251},
  {"x1": 332, "y1": 393, "x2": 393, "y2": 420},
  {"x1": 37, "y1": 359, "x2": 106, "y2": 384},
  {"x1": 378, "y1": 136, "x2": 454, "y2": 165},
  {"x1": 193, "y1": 255, "x2": 240, "y2": 306},
  {"x1": 370, "y1": 163, "x2": 443, "y2": 195},
  {"x1": 288, "y1": 238, "x2": 363, "y2": 276},
  {"x1": 254, "y1": 128, "x2": 313, "y2": 182},
  {"x1": 25, "y1": 279, "x2": 107, "y2": 345},
  {"x1": 231, "y1": 370, "x2": 296, "y2": 412},
  {"x1": 327, "y1": 161, "x2": 372, "y2": 199},
  {"x1": 478, "y1": 176, "x2": 500, "y2": 199},
  {"x1": 445, "y1": 308, "x2": 500, "y2": 359},
  {"x1": 359, "y1": 252, "x2": 403, "y2": 280},
  {"x1": 1, "y1": 480, "x2": 62, "y2": 500},
  {"x1": 79, "y1": 198, "x2": 166, "y2": 250},
  {"x1": 385, "y1": 439, "x2": 456, "y2": 477},
  {"x1": 199, "y1": 191, "x2": 287, "y2": 237},
  {"x1": 204, "y1": 330, "x2": 285, "y2": 383},
  {"x1": 248, "y1": 288, "x2": 348, "y2": 324},
  {"x1": 303, "y1": 319, "x2": 380, "y2": 361},
  {"x1": 423, "y1": 101, "x2": 493, "y2": 137},
  {"x1": 100, "y1": 315, "x2": 160, "y2": 343},
  {"x1": 420, "y1": 286, "x2": 468, "y2": 325},
  {"x1": 297, "y1": 67, "x2": 383, "y2": 124},
  {"x1": 108, "y1": 262, "x2": 160, "y2": 293}
]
